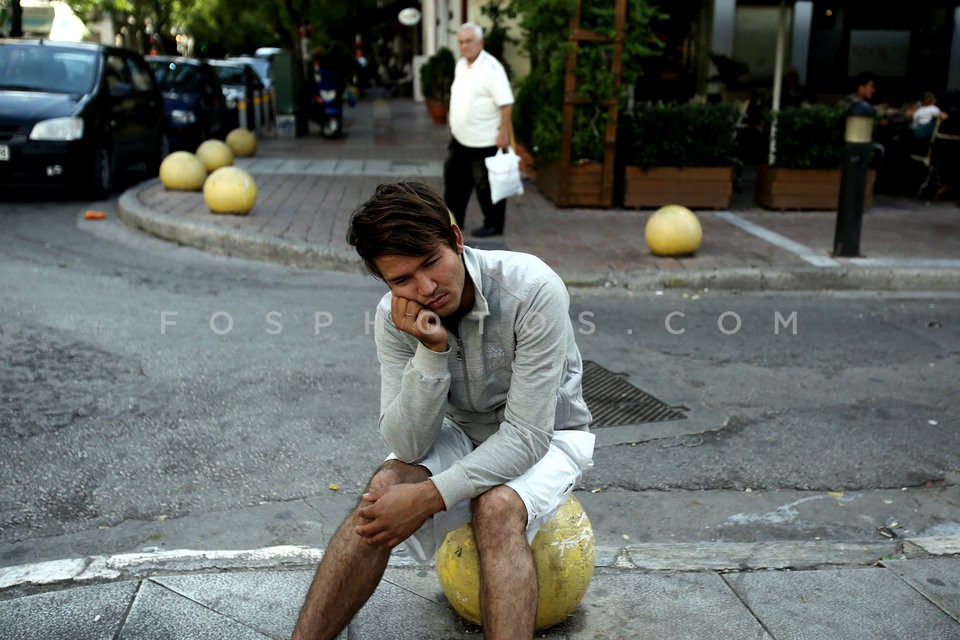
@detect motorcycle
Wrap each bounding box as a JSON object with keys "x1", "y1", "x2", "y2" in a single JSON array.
[{"x1": 310, "y1": 62, "x2": 345, "y2": 139}]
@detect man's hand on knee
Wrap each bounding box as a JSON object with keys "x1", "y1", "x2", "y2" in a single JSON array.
[{"x1": 355, "y1": 481, "x2": 445, "y2": 548}]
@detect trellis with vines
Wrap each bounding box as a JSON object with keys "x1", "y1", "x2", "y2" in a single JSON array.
[{"x1": 509, "y1": 0, "x2": 662, "y2": 164}]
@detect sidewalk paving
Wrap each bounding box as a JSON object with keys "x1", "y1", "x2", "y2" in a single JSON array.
[
  {"x1": 117, "y1": 96, "x2": 960, "y2": 292},
  {"x1": 4, "y1": 96, "x2": 959, "y2": 639},
  {"x1": 2, "y1": 540, "x2": 959, "y2": 639}
]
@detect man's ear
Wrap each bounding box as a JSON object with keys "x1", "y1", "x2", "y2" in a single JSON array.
[{"x1": 452, "y1": 223, "x2": 465, "y2": 255}]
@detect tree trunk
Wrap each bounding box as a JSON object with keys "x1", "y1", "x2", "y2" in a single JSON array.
[{"x1": 10, "y1": 0, "x2": 22, "y2": 38}]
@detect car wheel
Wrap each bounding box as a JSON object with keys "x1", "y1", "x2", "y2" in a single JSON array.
[
  {"x1": 89, "y1": 145, "x2": 115, "y2": 198},
  {"x1": 147, "y1": 132, "x2": 171, "y2": 176}
]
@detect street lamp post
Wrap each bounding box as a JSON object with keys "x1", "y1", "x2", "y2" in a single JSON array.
[{"x1": 833, "y1": 100, "x2": 876, "y2": 257}]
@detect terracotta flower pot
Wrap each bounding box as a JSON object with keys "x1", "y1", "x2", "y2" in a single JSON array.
[{"x1": 425, "y1": 98, "x2": 448, "y2": 125}]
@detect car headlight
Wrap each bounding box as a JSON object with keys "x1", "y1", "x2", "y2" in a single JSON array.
[
  {"x1": 170, "y1": 109, "x2": 198, "y2": 125},
  {"x1": 29, "y1": 117, "x2": 84, "y2": 141}
]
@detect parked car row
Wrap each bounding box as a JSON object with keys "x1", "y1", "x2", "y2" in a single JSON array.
[
  {"x1": 0, "y1": 39, "x2": 276, "y2": 197},
  {"x1": 208, "y1": 59, "x2": 265, "y2": 133},
  {"x1": 146, "y1": 55, "x2": 228, "y2": 151}
]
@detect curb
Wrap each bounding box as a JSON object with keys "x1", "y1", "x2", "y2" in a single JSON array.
[
  {"x1": 118, "y1": 181, "x2": 960, "y2": 293},
  {"x1": 3, "y1": 536, "x2": 957, "y2": 595},
  {"x1": 593, "y1": 267, "x2": 960, "y2": 293},
  {"x1": 116, "y1": 182, "x2": 364, "y2": 274}
]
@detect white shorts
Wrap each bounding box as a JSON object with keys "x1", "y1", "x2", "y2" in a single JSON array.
[{"x1": 386, "y1": 419, "x2": 595, "y2": 563}]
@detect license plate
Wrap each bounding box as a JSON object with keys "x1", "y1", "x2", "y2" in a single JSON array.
[{"x1": 0, "y1": 145, "x2": 8, "y2": 161}]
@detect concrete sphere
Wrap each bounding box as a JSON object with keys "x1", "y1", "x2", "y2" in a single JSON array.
[
  {"x1": 225, "y1": 128, "x2": 257, "y2": 157},
  {"x1": 195, "y1": 139, "x2": 235, "y2": 172},
  {"x1": 203, "y1": 166, "x2": 257, "y2": 215},
  {"x1": 158, "y1": 151, "x2": 207, "y2": 191},
  {"x1": 435, "y1": 495, "x2": 595, "y2": 630},
  {"x1": 644, "y1": 204, "x2": 703, "y2": 256}
]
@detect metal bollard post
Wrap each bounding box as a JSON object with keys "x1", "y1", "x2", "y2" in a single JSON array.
[
  {"x1": 253, "y1": 91, "x2": 261, "y2": 133},
  {"x1": 833, "y1": 102, "x2": 876, "y2": 257},
  {"x1": 238, "y1": 96, "x2": 248, "y2": 131}
]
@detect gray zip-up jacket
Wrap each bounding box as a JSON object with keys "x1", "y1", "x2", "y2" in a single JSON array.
[{"x1": 374, "y1": 246, "x2": 592, "y2": 510}]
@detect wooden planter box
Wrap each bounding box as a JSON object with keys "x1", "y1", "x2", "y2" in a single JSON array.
[
  {"x1": 536, "y1": 159, "x2": 611, "y2": 208},
  {"x1": 623, "y1": 166, "x2": 733, "y2": 209},
  {"x1": 756, "y1": 165, "x2": 876, "y2": 210}
]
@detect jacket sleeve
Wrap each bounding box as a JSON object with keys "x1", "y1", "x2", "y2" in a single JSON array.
[
  {"x1": 429, "y1": 274, "x2": 571, "y2": 509},
  {"x1": 374, "y1": 302, "x2": 451, "y2": 463}
]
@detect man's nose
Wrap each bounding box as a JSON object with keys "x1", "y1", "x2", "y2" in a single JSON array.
[{"x1": 416, "y1": 274, "x2": 437, "y2": 296}]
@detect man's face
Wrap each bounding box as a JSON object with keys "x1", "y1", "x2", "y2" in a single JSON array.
[
  {"x1": 458, "y1": 30, "x2": 483, "y2": 64},
  {"x1": 374, "y1": 231, "x2": 468, "y2": 319},
  {"x1": 859, "y1": 80, "x2": 876, "y2": 100}
]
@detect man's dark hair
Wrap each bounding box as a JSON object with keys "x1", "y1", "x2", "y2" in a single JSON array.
[
  {"x1": 853, "y1": 71, "x2": 877, "y2": 90},
  {"x1": 347, "y1": 181, "x2": 458, "y2": 280}
]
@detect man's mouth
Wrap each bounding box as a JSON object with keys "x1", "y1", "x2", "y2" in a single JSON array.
[{"x1": 427, "y1": 293, "x2": 447, "y2": 310}]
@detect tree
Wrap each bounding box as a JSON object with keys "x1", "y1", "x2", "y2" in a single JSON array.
[{"x1": 10, "y1": 0, "x2": 23, "y2": 37}]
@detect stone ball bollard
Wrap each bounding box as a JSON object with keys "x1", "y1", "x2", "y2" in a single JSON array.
[
  {"x1": 225, "y1": 128, "x2": 257, "y2": 157},
  {"x1": 644, "y1": 204, "x2": 703, "y2": 256},
  {"x1": 203, "y1": 166, "x2": 258, "y2": 215},
  {"x1": 435, "y1": 494, "x2": 595, "y2": 630},
  {"x1": 195, "y1": 139, "x2": 234, "y2": 173},
  {"x1": 158, "y1": 151, "x2": 206, "y2": 191}
]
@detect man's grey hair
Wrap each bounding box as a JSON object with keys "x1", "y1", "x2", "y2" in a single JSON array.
[{"x1": 458, "y1": 22, "x2": 484, "y2": 40}]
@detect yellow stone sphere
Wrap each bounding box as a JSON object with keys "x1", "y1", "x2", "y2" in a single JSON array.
[
  {"x1": 203, "y1": 166, "x2": 258, "y2": 215},
  {"x1": 435, "y1": 495, "x2": 595, "y2": 630},
  {"x1": 644, "y1": 204, "x2": 703, "y2": 256},
  {"x1": 195, "y1": 139, "x2": 235, "y2": 172},
  {"x1": 225, "y1": 128, "x2": 258, "y2": 157},
  {"x1": 158, "y1": 151, "x2": 207, "y2": 191}
]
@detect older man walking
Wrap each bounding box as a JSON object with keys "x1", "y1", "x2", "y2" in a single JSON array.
[{"x1": 443, "y1": 22, "x2": 514, "y2": 238}]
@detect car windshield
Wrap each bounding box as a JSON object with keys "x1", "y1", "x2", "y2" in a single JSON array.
[
  {"x1": 0, "y1": 45, "x2": 97, "y2": 94},
  {"x1": 150, "y1": 61, "x2": 202, "y2": 92},
  {"x1": 215, "y1": 66, "x2": 245, "y2": 86},
  {"x1": 233, "y1": 58, "x2": 270, "y2": 85}
]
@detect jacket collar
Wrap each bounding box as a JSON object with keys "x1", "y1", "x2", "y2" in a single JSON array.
[{"x1": 462, "y1": 246, "x2": 490, "y2": 321}]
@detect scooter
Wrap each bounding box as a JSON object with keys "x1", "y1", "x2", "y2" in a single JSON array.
[{"x1": 311, "y1": 62, "x2": 344, "y2": 139}]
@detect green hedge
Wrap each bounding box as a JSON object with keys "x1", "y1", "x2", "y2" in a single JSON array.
[
  {"x1": 768, "y1": 105, "x2": 846, "y2": 169},
  {"x1": 627, "y1": 102, "x2": 741, "y2": 169}
]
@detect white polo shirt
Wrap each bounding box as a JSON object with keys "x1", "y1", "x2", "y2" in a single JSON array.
[{"x1": 448, "y1": 50, "x2": 514, "y2": 148}]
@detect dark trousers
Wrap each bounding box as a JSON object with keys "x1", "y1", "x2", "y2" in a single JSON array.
[{"x1": 443, "y1": 138, "x2": 506, "y2": 231}]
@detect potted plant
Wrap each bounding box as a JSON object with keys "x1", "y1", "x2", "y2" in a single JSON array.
[
  {"x1": 419, "y1": 47, "x2": 456, "y2": 124},
  {"x1": 757, "y1": 104, "x2": 875, "y2": 210},
  {"x1": 623, "y1": 101, "x2": 741, "y2": 208}
]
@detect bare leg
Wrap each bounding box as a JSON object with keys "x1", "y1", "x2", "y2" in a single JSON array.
[
  {"x1": 471, "y1": 486, "x2": 537, "y2": 640},
  {"x1": 291, "y1": 460, "x2": 431, "y2": 640}
]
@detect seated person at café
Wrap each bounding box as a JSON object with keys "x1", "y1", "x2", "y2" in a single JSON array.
[{"x1": 907, "y1": 91, "x2": 948, "y2": 139}]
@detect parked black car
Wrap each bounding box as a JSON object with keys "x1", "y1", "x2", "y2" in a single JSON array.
[
  {"x1": 0, "y1": 40, "x2": 169, "y2": 197},
  {"x1": 209, "y1": 59, "x2": 265, "y2": 132},
  {"x1": 146, "y1": 55, "x2": 227, "y2": 151}
]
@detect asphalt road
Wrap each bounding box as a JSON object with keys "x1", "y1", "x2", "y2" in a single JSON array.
[{"x1": 1, "y1": 194, "x2": 958, "y2": 569}]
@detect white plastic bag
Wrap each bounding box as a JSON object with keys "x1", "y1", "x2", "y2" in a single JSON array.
[{"x1": 484, "y1": 147, "x2": 524, "y2": 204}]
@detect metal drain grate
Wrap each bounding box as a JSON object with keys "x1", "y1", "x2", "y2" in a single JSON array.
[{"x1": 581, "y1": 360, "x2": 688, "y2": 428}]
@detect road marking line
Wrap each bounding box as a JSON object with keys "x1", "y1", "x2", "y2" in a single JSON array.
[{"x1": 714, "y1": 211, "x2": 840, "y2": 268}]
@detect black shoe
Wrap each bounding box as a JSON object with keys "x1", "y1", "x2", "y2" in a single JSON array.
[{"x1": 471, "y1": 226, "x2": 503, "y2": 237}]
